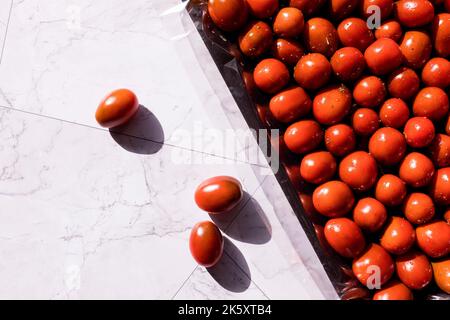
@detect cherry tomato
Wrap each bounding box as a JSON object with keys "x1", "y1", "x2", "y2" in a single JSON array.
[
  {"x1": 432, "y1": 259, "x2": 450, "y2": 294},
  {"x1": 361, "y1": 0, "x2": 394, "y2": 20},
  {"x1": 416, "y1": 221, "x2": 450, "y2": 257},
  {"x1": 313, "y1": 85, "x2": 352, "y2": 125},
  {"x1": 324, "y1": 218, "x2": 366, "y2": 258},
  {"x1": 446, "y1": 0, "x2": 450, "y2": 11},
  {"x1": 253, "y1": 58, "x2": 290, "y2": 94},
  {"x1": 325, "y1": 124, "x2": 356, "y2": 157},
  {"x1": 422, "y1": 57, "x2": 450, "y2": 88},
  {"x1": 375, "y1": 174, "x2": 407, "y2": 206},
  {"x1": 238, "y1": 21, "x2": 272, "y2": 58},
  {"x1": 294, "y1": 53, "x2": 331, "y2": 90},
  {"x1": 353, "y1": 244, "x2": 394, "y2": 288},
  {"x1": 430, "y1": 167, "x2": 450, "y2": 205},
  {"x1": 373, "y1": 280, "x2": 413, "y2": 300},
  {"x1": 395, "y1": 0, "x2": 435, "y2": 27},
  {"x1": 328, "y1": 0, "x2": 359, "y2": 20},
  {"x1": 339, "y1": 151, "x2": 378, "y2": 192},
  {"x1": 208, "y1": 0, "x2": 248, "y2": 32},
  {"x1": 404, "y1": 117, "x2": 435, "y2": 148},
  {"x1": 396, "y1": 251, "x2": 433, "y2": 290},
  {"x1": 352, "y1": 108, "x2": 380, "y2": 136},
  {"x1": 380, "y1": 217, "x2": 416, "y2": 255},
  {"x1": 399, "y1": 152, "x2": 435, "y2": 188},
  {"x1": 399, "y1": 31, "x2": 432, "y2": 69},
  {"x1": 432, "y1": 13, "x2": 450, "y2": 57},
  {"x1": 447, "y1": 116, "x2": 450, "y2": 135},
  {"x1": 429, "y1": 134, "x2": 450, "y2": 168},
  {"x1": 445, "y1": 209, "x2": 450, "y2": 223},
  {"x1": 364, "y1": 38, "x2": 403, "y2": 75},
  {"x1": 273, "y1": 7, "x2": 305, "y2": 38},
  {"x1": 379, "y1": 98, "x2": 410, "y2": 128},
  {"x1": 387, "y1": 67, "x2": 420, "y2": 101},
  {"x1": 246, "y1": 0, "x2": 279, "y2": 19},
  {"x1": 413, "y1": 87, "x2": 449, "y2": 121},
  {"x1": 189, "y1": 221, "x2": 224, "y2": 267},
  {"x1": 95, "y1": 89, "x2": 139, "y2": 128},
  {"x1": 269, "y1": 87, "x2": 312, "y2": 123},
  {"x1": 195, "y1": 176, "x2": 243, "y2": 213},
  {"x1": 403, "y1": 193, "x2": 435, "y2": 224},
  {"x1": 330, "y1": 47, "x2": 366, "y2": 82},
  {"x1": 300, "y1": 151, "x2": 337, "y2": 184},
  {"x1": 353, "y1": 76, "x2": 386, "y2": 108},
  {"x1": 369, "y1": 128, "x2": 406, "y2": 166},
  {"x1": 353, "y1": 197, "x2": 387, "y2": 232},
  {"x1": 303, "y1": 18, "x2": 339, "y2": 57},
  {"x1": 289, "y1": 0, "x2": 326, "y2": 16},
  {"x1": 313, "y1": 181, "x2": 355, "y2": 217},
  {"x1": 284, "y1": 120, "x2": 323, "y2": 154},
  {"x1": 272, "y1": 38, "x2": 304, "y2": 66},
  {"x1": 375, "y1": 20, "x2": 403, "y2": 42},
  {"x1": 337, "y1": 18, "x2": 375, "y2": 52}
]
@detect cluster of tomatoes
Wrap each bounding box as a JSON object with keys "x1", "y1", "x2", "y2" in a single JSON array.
[{"x1": 207, "y1": 0, "x2": 450, "y2": 299}]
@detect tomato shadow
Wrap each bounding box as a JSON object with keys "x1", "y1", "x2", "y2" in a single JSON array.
[
  {"x1": 207, "y1": 238, "x2": 251, "y2": 293},
  {"x1": 109, "y1": 105, "x2": 164, "y2": 154}
]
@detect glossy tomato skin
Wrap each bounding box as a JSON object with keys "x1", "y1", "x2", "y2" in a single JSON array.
[
  {"x1": 324, "y1": 218, "x2": 366, "y2": 258},
  {"x1": 353, "y1": 197, "x2": 387, "y2": 232},
  {"x1": 430, "y1": 167, "x2": 450, "y2": 205},
  {"x1": 395, "y1": 0, "x2": 435, "y2": 27},
  {"x1": 361, "y1": 0, "x2": 394, "y2": 20},
  {"x1": 294, "y1": 53, "x2": 331, "y2": 90},
  {"x1": 433, "y1": 13, "x2": 450, "y2": 57},
  {"x1": 379, "y1": 98, "x2": 410, "y2": 128},
  {"x1": 399, "y1": 31, "x2": 432, "y2": 69},
  {"x1": 289, "y1": 0, "x2": 326, "y2": 16},
  {"x1": 403, "y1": 193, "x2": 435, "y2": 224},
  {"x1": 416, "y1": 221, "x2": 450, "y2": 257},
  {"x1": 375, "y1": 20, "x2": 403, "y2": 42},
  {"x1": 330, "y1": 47, "x2": 366, "y2": 82},
  {"x1": 339, "y1": 151, "x2": 378, "y2": 192},
  {"x1": 353, "y1": 244, "x2": 395, "y2": 288},
  {"x1": 253, "y1": 59, "x2": 290, "y2": 94},
  {"x1": 313, "y1": 85, "x2": 352, "y2": 125},
  {"x1": 429, "y1": 134, "x2": 450, "y2": 168},
  {"x1": 352, "y1": 108, "x2": 380, "y2": 136},
  {"x1": 269, "y1": 87, "x2": 311, "y2": 123},
  {"x1": 413, "y1": 87, "x2": 449, "y2": 121},
  {"x1": 300, "y1": 151, "x2": 337, "y2": 184},
  {"x1": 404, "y1": 117, "x2": 435, "y2": 148},
  {"x1": 238, "y1": 21, "x2": 273, "y2": 58},
  {"x1": 95, "y1": 89, "x2": 139, "y2": 129},
  {"x1": 353, "y1": 76, "x2": 386, "y2": 108},
  {"x1": 208, "y1": 0, "x2": 248, "y2": 32},
  {"x1": 246, "y1": 0, "x2": 279, "y2": 19},
  {"x1": 432, "y1": 259, "x2": 450, "y2": 294},
  {"x1": 445, "y1": 209, "x2": 450, "y2": 223},
  {"x1": 447, "y1": 116, "x2": 450, "y2": 135},
  {"x1": 189, "y1": 221, "x2": 224, "y2": 267},
  {"x1": 380, "y1": 217, "x2": 416, "y2": 255},
  {"x1": 324, "y1": 124, "x2": 356, "y2": 157},
  {"x1": 399, "y1": 152, "x2": 435, "y2": 188},
  {"x1": 272, "y1": 39, "x2": 304, "y2": 66},
  {"x1": 303, "y1": 18, "x2": 339, "y2": 57},
  {"x1": 375, "y1": 174, "x2": 407, "y2": 206},
  {"x1": 373, "y1": 280, "x2": 413, "y2": 300},
  {"x1": 396, "y1": 251, "x2": 433, "y2": 290},
  {"x1": 337, "y1": 18, "x2": 375, "y2": 52},
  {"x1": 364, "y1": 38, "x2": 403, "y2": 75},
  {"x1": 387, "y1": 67, "x2": 420, "y2": 101},
  {"x1": 369, "y1": 128, "x2": 407, "y2": 166},
  {"x1": 422, "y1": 57, "x2": 450, "y2": 88},
  {"x1": 195, "y1": 176, "x2": 243, "y2": 213},
  {"x1": 328, "y1": 0, "x2": 359, "y2": 20},
  {"x1": 284, "y1": 120, "x2": 323, "y2": 154},
  {"x1": 313, "y1": 181, "x2": 355, "y2": 217},
  {"x1": 273, "y1": 7, "x2": 305, "y2": 38}
]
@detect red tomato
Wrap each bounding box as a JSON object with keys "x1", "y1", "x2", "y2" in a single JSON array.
[
  {"x1": 416, "y1": 221, "x2": 450, "y2": 258},
  {"x1": 353, "y1": 76, "x2": 386, "y2": 108},
  {"x1": 273, "y1": 7, "x2": 305, "y2": 38},
  {"x1": 399, "y1": 31, "x2": 432, "y2": 69},
  {"x1": 324, "y1": 218, "x2": 366, "y2": 258},
  {"x1": 352, "y1": 108, "x2": 380, "y2": 136},
  {"x1": 445, "y1": 209, "x2": 450, "y2": 223},
  {"x1": 284, "y1": 120, "x2": 323, "y2": 154},
  {"x1": 373, "y1": 280, "x2": 413, "y2": 300},
  {"x1": 303, "y1": 18, "x2": 339, "y2": 57},
  {"x1": 432, "y1": 259, "x2": 450, "y2": 294},
  {"x1": 330, "y1": 47, "x2": 366, "y2": 82},
  {"x1": 395, "y1": 0, "x2": 435, "y2": 27},
  {"x1": 422, "y1": 57, "x2": 450, "y2": 88},
  {"x1": 430, "y1": 167, "x2": 450, "y2": 205},
  {"x1": 361, "y1": 0, "x2": 394, "y2": 20},
  {"x1": 313, "y1": 85, "x2": 352, "y2": 125},
  {"x1": 413, "y1": 87, "x2": 449, "y2": 121},
  {"x1": 396, "y1": 251, "x2": 433, "y2": 290},
  {"x1": 379, "y1": 98, "x2": 410, "y2": 128},
  {"x1": 253, "y1": 58, "x2": 290, "y2": 94},
  {"x1": 339, "y1": 151, "x2": 378, "y2": 192},
  {"x1": 399, "y1": 152, "x2": 435, "y2": 188},
  {"x1": 289, "y1": 0, "x2": 326, "y2": 16},
  {"x1": 375, "y1": 20, "x2": 403, "y2": 42},
  {"x1": 380, "y1": 217, "x2": 416, "y2": 255},
  {"x1": 404, "y1": 117, "x2": 435, "y2": 148},
  {"x1": 294, "y1": 53, "x2": 331, "y2": 90},
  {"x1": 269, "y1": 87, "x2": 312, "y2": 123},
  {"x1": 246, "y1": 0, "x2": 279, "y2": 19},
  {"x1": 300, "y1": 151, "x2": 337, "y2": 185},
  {"x1": 387, "y1": 67, "x2": 420, "y2": 101},
  {"x1": 95, "y1": 89, "x2": 139, "y2": 128},
  {"x1": 238, "y1": 21, "x2": 273, "y2": 58},
  {"x1": 189, "y1": 221, "x2": 224, "y2": 268},
  {"x1": 337, "y1": 18, "x2": 375, "y2": 52},
  {"x1": 429, "y1": 134, "x2": 450, "y2": 168},
  {"x1": 195, "y1": 176, "x2": 243, "y2": 213},
  {"x1": 369, "y1": 128, "x2": 406, "y2": 166},
  {"x1": 272, "y1": 38, "x2": 304, "y2": 66},
  {"x1": 432, "y1": 13, "x2": 450, "y2": 57},
  {"x1": 447, "y1": 116, "x2": 450, "y2": 135},
  {"x1": 403, "y1": 193, "x2": 435, "y2": 225},
  {"x1": 328, "y1": 0, "x2": 359, "y2": 20},
  {"x1": 312, "y1": 181, "x2": 355, "y2": 217},
  {"x1": 364, "y1": 38, "x2": 403, "y2": 75},
  {"x1": 324, "y1": 124, "x2": 356, "y2": 157},
  {"x1": 353, "y1": 244, "x2": 394, "y2": 288},
  {"x1": 353, "y1": 197, "x2": 387, "y2": 232},
  {"x1": 375, "y1": 174, "x2": 407, "y2": 206},
  {"x1": 208, "y1": 0, "x2": 248, "y2": 32}
]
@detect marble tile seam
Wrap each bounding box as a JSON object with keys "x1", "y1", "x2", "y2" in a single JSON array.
[{"x1": 0, "y1": 0, "x2": 13, "y2": 65}]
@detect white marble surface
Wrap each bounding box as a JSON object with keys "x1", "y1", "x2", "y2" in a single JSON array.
[{"x1": 0, "y1": 0, "x2": 337, "y2": 300}]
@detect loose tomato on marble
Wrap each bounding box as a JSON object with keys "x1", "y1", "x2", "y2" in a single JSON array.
[
  {"x1": 432, "y1": 259, "x2": 450, "y2": 294},
  {"x1": 189, "y1": 221, "x2": 224, "y2": 267},
  {"x1": 373, "y1": 280, "x2": 413, "y2": 300},
  {"x1": 387, "y1": 67, "x2": 420, "y2": 101},
  {"x1": 395, "y1": 0, "x2": 435, "y2": 27},
  {"x1": 328, "y1": 0, "x2": 359, "y2": 20},
  {"x1": 416, "y1": 221, "x2": 450, "y2": 258},
  {"x1": 364, "y1": 38, "x2": 403, "y2": 75},
  {"x1": 429, "y1": 134, "x2": 450, "y2": 168},
  {"x1": 312, "y1": 180, "x2": 355, "y2": 217},
  {"x1": 238, "y1": 21, "x2": 273, "y2": 58},
  {"x1": 399, "y1": 31, "x2": 432, "y2": 69},
  {"x1": 352, "y1": 108, "x2": 380, "y2": 136},
  {"x1": 430, "y1": 167, "x2": 450, "y2": 205},
  {"x1": 284, "y1": 120, "x2": 323, "y2": 154},
  {"x1": 413, "y1": 87, "x2": 449, "y2": 121},
  {"x1": 253, "y1": 58, "x2": 290, "y2": 94},
  {"x1": 353, "y1": 197, "x2": 388, "y2": 232},
  {"x1": 432, "y1": 13, "x2": 450, "y2": 57},
  {"x1": 379, "y1": 98, "x2": 410, "y2": 128},
  {"x1": 300, "y1": 151, "x2": 337, "y2": 185},
  {"x1": 330, "y1": 47, "x2": 366, "y2": 82},
  {"x1": 195, "y1": 176, "x2": 243, "y2": 214},
  {"x1": 375, "y1": 174, "x2": 407, "y2": 206},
  {"x1": 339, "y1": 151, "x2": 378, "y2": 192},
  {"x1": 396, "y1": 251, "x2": 433, "y2": 290},
  {"x1": 324, "y1": 218, "x2": 366, "y2": 258},
  {"x1": 360, "y1": 0, "x2": 394, "y2": 20},
  {"x1": 380, "y1": 217, "x2": 416, "y2": 255},
  {"x1": 269, "y1": 86, "x2": 311, "y2": 123},
  {"x1": 303, "y1": 18, "x2": 339, "y2": 57},
  {"x1": 289, "y1": 0, "x2": 326, "y2": 16},
  {"x1": 294, "y1": 53, "x2": 332, "y2": 90},
  {"x1": 403, "y1": 193, "x2": 435, "y2": 225},
  {"x1": 404, "y1": 117, "x2": 435, "y2": 148},
  {"x1": 272, "y1": 38, "x2": 304, "y2": 66},
  {"x1": 246, "y1": 0, "x2": 279, "y2": 19},
  {"x1": 369, "y1": 128, "x2": 407, "y2": 166},
  {"x1": 353, "y1": 76, "x2": 386, "y2": 108},
  {"x1": 375, "y1": 20, "x2": 403, "y2": 42},
  {"x1": 313, "y1": 85, "x2": 352, "y2": 125},
  {"x1": 95, "y1": 89, "x2": 139, "y2": 128},
  {"x1": 337, "y1": 18, "x2": 375, "y2": 52},
  {"x1": 399, "y1": 152, "x2": 435, "y2": 188},
  {"x1": 273, "y1": 7, "x2": 305, "y2": 38},
  {"x1": 324, "y1": 124, "x2": 356, "y2": 157},
  {"x1": 422, "y1": 58, "x2": 450, "y2": 88},
  {"x1": 207, "y1": 0, "x2": 248, "y2": 32}
]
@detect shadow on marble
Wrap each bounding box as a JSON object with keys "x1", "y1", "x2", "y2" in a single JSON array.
[
  {"x1": 110, "y1": 105, "x2": 164, "y2": 154},
  {"x1": 208, "y1": 191, "x2": 252, "y2": 231}
]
